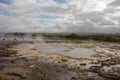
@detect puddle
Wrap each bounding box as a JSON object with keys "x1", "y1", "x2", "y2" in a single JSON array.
[{"x1": 37, "y1": 46, "x2": 95, "y2": 58}]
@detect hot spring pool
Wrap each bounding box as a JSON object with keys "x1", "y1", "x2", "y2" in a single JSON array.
[{"x1": 37, "y1": 46, "x2": 95, "y2": 58}]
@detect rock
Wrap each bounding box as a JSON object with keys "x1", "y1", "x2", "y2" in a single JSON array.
[
  {"x1": 61, "y1": 58, "x2": 68, "y2": 62},
  {"x1": 99, "y1": 72, "x2": 120, "y2": 80},
  {"x1": 97, "y1": 67, "x2": 120, "y2": 80},
  {"x1": 6, "y1": 72, "x2": 26, "y2": 79},
  {"x1": 89, "y1": 66, "x2": 101, "y2": 73},
  {"x1": 80, "y1": 63, "x2": 87, "y2": 66}
]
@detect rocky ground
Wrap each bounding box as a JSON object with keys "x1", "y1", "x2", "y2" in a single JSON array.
[{"x1": 0, "y1": 41, "x2": 120, "y2": 80}]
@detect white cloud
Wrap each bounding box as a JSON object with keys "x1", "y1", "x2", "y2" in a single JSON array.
[{"x1": 0, "y1": 0, "x2": 120, "y2": 33}]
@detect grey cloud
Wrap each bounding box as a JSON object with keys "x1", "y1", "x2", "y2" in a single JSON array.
[
  {"x1": 108, "y1": 0, "x2": 120, "y2": 8},
  {"x1": 0, "y1": 0, "x2": 120, "y2": 33},
  {"x1": 60, "y1": 21, "x2": 120, "y2": 33},
  {"x1": 99, "y1": 18, "x2": 115, "y2": 25},
  {"x1": 74, "y1": 11, "x2": 105, "y2": 23},
  {"x1": 58, "y1": 20, "x2": 98, "y2": 33}
]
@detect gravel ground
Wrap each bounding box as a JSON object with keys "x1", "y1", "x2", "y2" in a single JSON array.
[{"x1": 0, "y1": 41, "x2": 120, "y2": 80}]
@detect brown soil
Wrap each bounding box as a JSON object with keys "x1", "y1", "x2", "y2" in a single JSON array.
[{"x1": 0, "y1": 41, "x2": 120, "y2": 80}]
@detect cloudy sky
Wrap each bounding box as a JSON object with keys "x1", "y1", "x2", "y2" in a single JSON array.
[{"x1": 0, "y1": 0, "x2": 120, "y2": 33}]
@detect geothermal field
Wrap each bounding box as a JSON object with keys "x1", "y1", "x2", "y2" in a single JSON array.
[{"x1": 0, "y1": 33, "x2": 120, "y2": 80}]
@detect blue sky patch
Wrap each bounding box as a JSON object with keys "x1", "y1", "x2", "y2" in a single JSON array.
[
  {"x1": 40, "y1": 14, "x2": 64, "y2": 19},
  {"x1": 0, "y1": 0, "x2": 12, "y2": 5},
  {"x1": 1, "y1": 10, "x2": 19, "y2": 17},
  {"x1": 54, "y1": 0, "x2": 68, "y2": 3}
]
